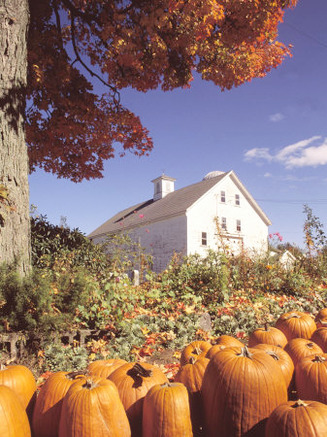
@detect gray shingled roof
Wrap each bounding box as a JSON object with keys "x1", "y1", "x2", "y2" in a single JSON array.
[{"x1": 88, "y1": 173, "x2": 227, "y2": 238}]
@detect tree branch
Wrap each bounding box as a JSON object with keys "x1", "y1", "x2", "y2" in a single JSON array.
[{"x1": 70, "y1": 14, "x2": 120, "y2": 104}]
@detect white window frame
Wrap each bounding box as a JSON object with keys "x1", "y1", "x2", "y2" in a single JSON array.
[
  {"x1": 235, "y1": 194, "x2": 240, "y2": 206},
  {"x1": 220, "y1": 190, "x2": 226, "y2": 203},
  {"x1": 236, "y1": 219, "x2": 241, "y2": 232},
  {"x1": 221, "y1": 217, "x2": 227, "y2": 230}
]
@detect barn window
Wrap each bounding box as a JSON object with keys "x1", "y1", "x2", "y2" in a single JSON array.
[{"x1": 201, "y1": 232, "x2": 207, "y2": 246}]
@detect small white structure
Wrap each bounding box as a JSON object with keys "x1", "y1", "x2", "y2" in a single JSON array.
[
  {"x1": 270, "y1": 249, "x2": 297, "y2": 269},
  {"x1": 88, "y1": 171, "x2": 271, "y2": 273}
]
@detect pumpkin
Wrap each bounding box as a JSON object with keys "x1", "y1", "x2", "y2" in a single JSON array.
[
  {"x1": 311, "y1": 328, "x2": 327, "y2": 352},
  {"x1": 315, "y1": 308, "x2": 327, "y2": 328},
  {"x1": 206, "y1": 335, "x2": 244, "y2": 360},
  {"x1": 108, "y1": 362, "x2": 168, "y2": 436},
  {"x1": 284, "y1": 338, "x2": 323, "y2": 367},
  {"x1": 58, "y1": 376, "x2": 131, "y2": 437},
  {"x1": 205, "y1": 343, "x2": 228, "y2": 359},
  {"x1": 174, "y1": 357, "x2": 209, "y2": 434},
  {"x1": 0, "y1": 364, "x2": 36, "y2": 418},
  {"x1": 248, "y1": 324, "x2": 287, "y2": 348},
  {"x1": 213, "y1": 334, "x2": 244, "y2": 348},
  {"x1": 32, "y1": 370, "x2": 86, "y2": 437},
  {"x1": 0, "y1": 385, "x2": 31, "y2": 437},
  {"x1": 142, "y1": 382, "x2": 193, "y2": 437},
  {"x1": 275, "y1": 311, "x2": 316, "y2": 341},
  {"x1": 253, "y1": 343, "x2": 294, "y2": 388},
  {"x1": 202, "y1": 346, "x2": 288, "y2": 437},
  {"x1": 180, "y1": 340, "x2": 212, "y2": 366},
  {"x1": 295, "y1": 354, "x2": 327, "y2": 404},
  {"x1": 88, "y1": 358, "x2": 127, "y2": 378},
  {"x1": 265, "y1": 399, "x2": 327, "y2": 436}
]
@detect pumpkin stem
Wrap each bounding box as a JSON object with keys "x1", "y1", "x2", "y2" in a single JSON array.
[
  {"x1": 313, "y1": 355, "x2": 326, "y2": 363},
  {"x1": 292, "y1": 399, "x2": 309, "y2": 408},
  {"x1": 266, "y1": 350, "x2": 280, "y2": 361},
  {"x1": 193, "y1": 347, "x2": 202, "y2": 356},
  {"x1": 82, "y1": 378, "x2": 97, "y2": 390},
  {"x1": 66, "y1": 370, "x2": 87, "y2": 380},
  {"x1": 189, "y1": 356, "x2": 197, "y2": 365},
  {"x1": 238, "y1": 346, "x2": 253, "y2": 359},
  {"x1": 128, "y1": 363, "x2": 153, "y2": 379},
  {"x1": 264, "y1": 323, "x2": 269, "y2": 332},
  {"x1": 306, "y1": 342, "x2": 315, "y2": 349},
  {"x1": 286, "y1": 313, "x2": 300, "y2": 320}
]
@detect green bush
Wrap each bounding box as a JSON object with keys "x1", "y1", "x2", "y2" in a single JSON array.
[
  {"x1": 0, "y1": 264, "x2": 59, "y2": 332},
  {"x1": 31, "y1": 214, "x2": 111, "y2": 281}
]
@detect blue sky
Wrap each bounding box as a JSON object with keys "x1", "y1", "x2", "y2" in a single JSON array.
[{"x1": 29, "y1": 0, "x2": 327, "y2": 249}]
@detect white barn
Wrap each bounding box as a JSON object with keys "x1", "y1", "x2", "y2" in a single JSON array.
[{"x1": 88, "y1": 171, "x2": 271, "y2": 273}]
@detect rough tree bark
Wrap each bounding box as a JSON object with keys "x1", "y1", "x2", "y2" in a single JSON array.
[{"x1": 0, "y1": 0, "x2": 30, "y2": 274}]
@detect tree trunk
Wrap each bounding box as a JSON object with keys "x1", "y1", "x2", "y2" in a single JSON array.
[{"x1": 0, "y1": 0, "x2": 30, "y2": 274}]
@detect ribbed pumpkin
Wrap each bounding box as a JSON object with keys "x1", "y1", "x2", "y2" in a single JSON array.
[
  {"x1": 248, "y1": 324, "x2": 288, "y2": 348},
  {"x1": 206, "y1": 335, "x2": 244, "y2": 359},
  {"x1": 180, "y1": 341, "x2": 212, "y2": 366},
  {"x1": 295, "y1": 354, "x2": 327, "y2": 404},
  {"x1": 275, "y1": 311, "x2": 316, "y2": 341},
  {"x1": 315, "y1": 308, "x2": 327, "y2": 328},
  {"x1": 311, "y1": 328, "x2": 327, "y2": 352},
  {"x1": 202, "y1": 346, "x2": 288, "y2": 437},
  {"x1": 253, "y1": 343, "x2": 294, "y2": 388},
  {"x1": 265, "y1": 399, "x2": 327, "y2": 437},
  {"x1": 58, "y1": 376, "x2": 131, "y2": 437},
  {"x1": 174, "y1": 357, "x2": 209, "y2": 435},
  {"x1": 213, "y1": 334, "x2": 244, "y2": 348},
  {"x1": 0, "y1": 364, "x2": 36, "y2": 417},
  {"x1": 284, "y1": 338, "x2": 323, "y2": 367},
  {"x1": 108, "y1": 362, "x2": 168, "y2": 437},
  {"x1": 142, "y1": 382, "x2": 193, "y2": 437},
  {"x1": 0, "y1": 385, "x2": 31, "y2": 437},
  {"x1": 88, "y1": 358, "x2": 127, "y2": 378},
  {"x1": 32, "y1": 370, "x2": 86, "y2": 437}
]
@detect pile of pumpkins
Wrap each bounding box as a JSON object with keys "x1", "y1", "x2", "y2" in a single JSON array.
[{"x1": 1, "y1": 308, "x2": 327, "y2": 436}]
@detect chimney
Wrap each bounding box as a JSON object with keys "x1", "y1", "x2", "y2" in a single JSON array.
[{"x1": 151, "y1": 174, "x2": 176, "y2": 201}]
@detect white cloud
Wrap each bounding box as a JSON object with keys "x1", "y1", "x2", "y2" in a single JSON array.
[
  {"x1": 244, "y1": 148, "x2": 273, "y2": 162},
  {"x1": 244, "y1": 136, "x2": 327, "y2": 169},
  {"x1": 269, "y1": 113, "x2": 285, "y2": 122}
]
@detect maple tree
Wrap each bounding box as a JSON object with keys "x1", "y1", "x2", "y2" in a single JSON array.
[{"x1": 1, "y1": 0, "x2": 297, "y2": 271}]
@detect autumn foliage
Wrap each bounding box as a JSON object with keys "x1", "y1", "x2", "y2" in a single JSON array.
[{"x1": 26, "y1": 0, "x2": 297, "y2": 181}]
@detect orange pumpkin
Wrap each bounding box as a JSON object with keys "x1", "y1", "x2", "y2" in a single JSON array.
[
  {"x1": 109, "y1": 362, "x2": 168, "y2": 436},
  {"x1": 275, "y1": 311, "x2": 316, "y2": 341},
  {"x1": 284, "y1": 338, "x2": 323, "y2": 367},
  {"x1": 248, "y1": 324, "x2": 287, "y2": 348},
  {"x1": 142, "y1": 382, "x2": 193, "y2": 437},
  {"x1": 0, "y1": 364, "x2": 36, "y2": 417},
  {"x1": 295, "y1": 354, "x2": 327, "y2": 404},
  {"x1": 202, "y1": 346, "x2": 288, "y2": 437},
  {"x1": 311, "y1": 328, "x2": 327, "y2": 352},
  {"x1": 32, "y1": 370, "x2": 85, "y2": 437},
  {"x1": 88, "y1": 358, "x2": 127, "y2": 378},
  {"x1": 175, "y1": 357, "x2": 209, "y2": 434},
  {"x1": 180, "y1": 341, "x2": 212, "y2": 366},
  {"x1": 253, "y1": 343, "x2": 294, "y2": 388},
  {"x1": 58, "y1": 376, "x2": 131, "y2": 436},
  {"x1": 265, "y1": 399, "x2": 327, "y2": 437},
  {"x1": 0, "y1": 385, "x2": 31, "y2": 437},
  {"x1": 315, "y1": 308, "x2": 327, "y2": 328}
]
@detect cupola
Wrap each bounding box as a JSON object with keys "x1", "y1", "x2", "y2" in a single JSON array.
[{"x1": 151, "y1": 174, "x2": 176, "y2": 201}]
